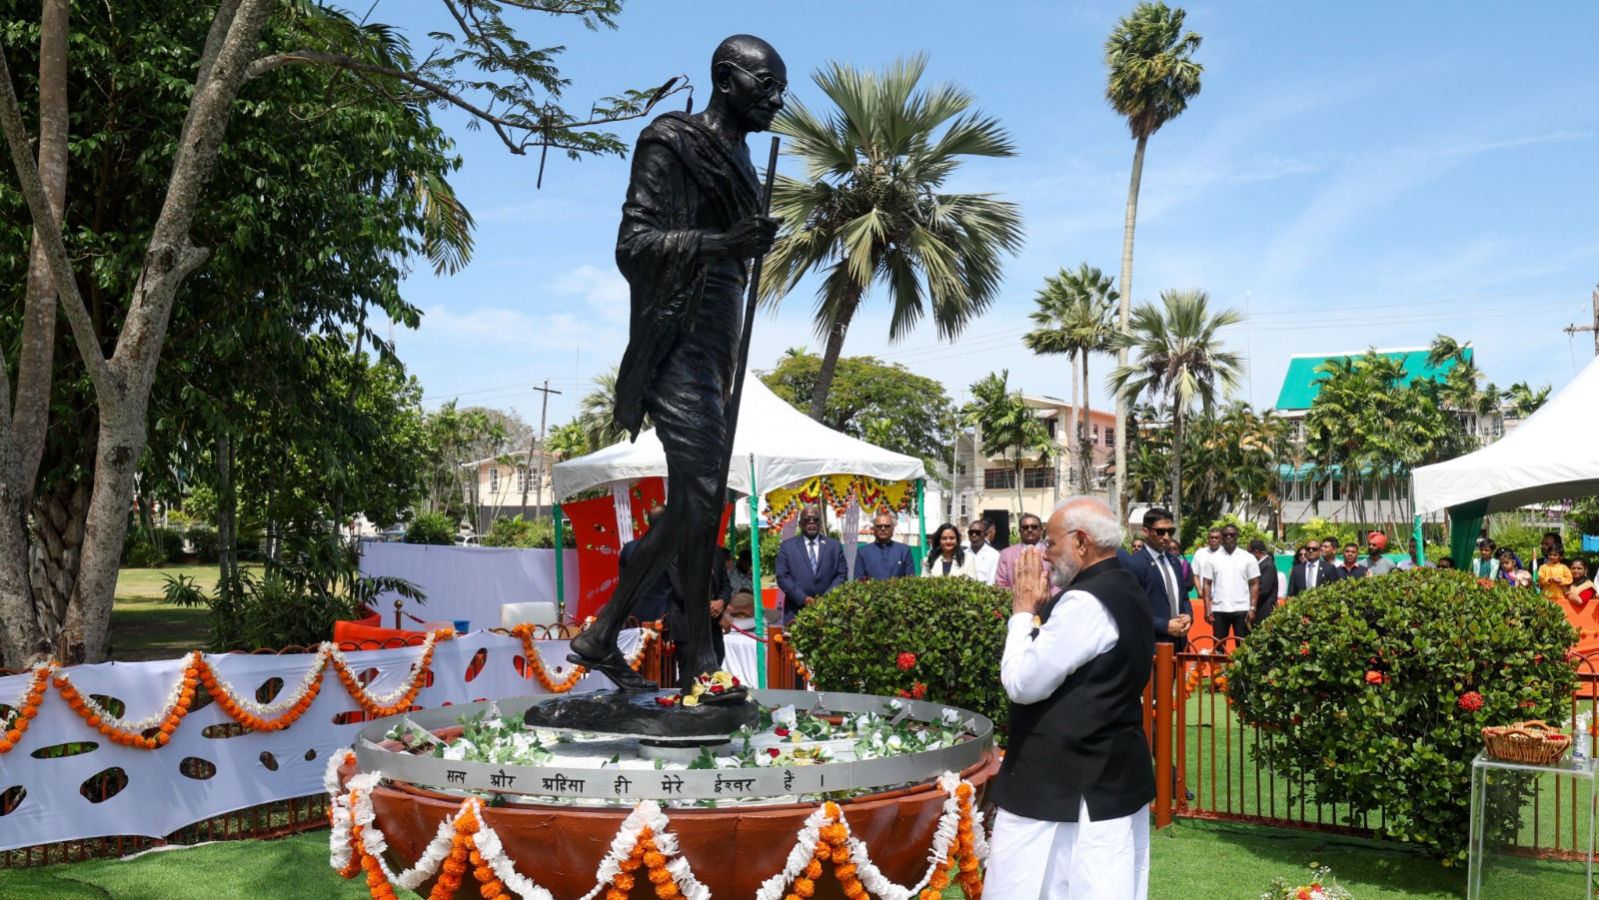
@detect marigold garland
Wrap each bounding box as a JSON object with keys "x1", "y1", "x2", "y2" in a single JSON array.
[
  {"x1": 510, "y1": 623, "x2": 654, "y2": 693},
  {"x1": 6, "y1": 630, "x2": 455, "y2": 754}
]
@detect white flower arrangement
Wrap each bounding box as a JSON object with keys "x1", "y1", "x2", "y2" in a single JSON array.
[{"x1": 63, "y1": 651, "x2": 198, "y2": 733}]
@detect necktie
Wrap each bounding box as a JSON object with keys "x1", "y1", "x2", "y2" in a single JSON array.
[
  {"x1": 1307, "y1": 562, "x2": 1317, "y2": 589},
  {"x1": 808, "y1": 539, "x2": 819, "y2": 574},
  {"x1": 1157, "y1": 555, "x2": 1180, "y2": 607}
]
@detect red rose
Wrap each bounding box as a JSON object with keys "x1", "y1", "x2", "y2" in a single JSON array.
[
  {"x1": 1457, "y1": 691, "x2": 1484, "y2": 711},
  {"x1": 774, "y1": 727, "x2": 790, "y2": 737},
  {"x1": 767, "y1": 748, "x2": 780, "y2": 757},
  {"x1": 897, "y1": 652, "x2": 917, "y2": 671},
  {"x1": 1300, "y1": 643, "x2": 1311, "y2": 657},
  {"x1": 897, "y1": 689, "x2": 912, "y2": 698},
  {"x1": 911, "y1": 681, "x2": 927, "y2": 700},
  {"x1": 710, "y1": 684, "x2": 725, "y2": 694},
  {"x1": 1364, "y1": 670, "x2": 1385, "y2": 684},
  {"x1": 1520, "y1": 700, "x2": 1538, "y2": 708},
  {"x1": 655, "y1": 696, "x2": 676, "y2": 707}
]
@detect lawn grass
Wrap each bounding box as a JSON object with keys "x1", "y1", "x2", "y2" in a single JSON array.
[
  {"x1": 2, "y1": 817, "x2": 1586, "y2": 899},
  {"x1": 109, "y1": 563, "x2": 230, "y2": 660}
]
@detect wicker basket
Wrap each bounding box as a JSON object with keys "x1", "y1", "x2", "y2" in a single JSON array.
[{"x1": 1482, "y1": 719, "x2": 1572, "y2": 764}]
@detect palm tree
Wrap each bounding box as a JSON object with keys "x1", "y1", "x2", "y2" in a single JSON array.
[
  {"x1": 1103, "y1": 1, "x2": 1204, "y2": 521},
  {"x1": 960, "y1": 371, "x2": 1054, "y2": 514},
  {"x1": 763, "y1": 55, "x2": 1025, "y2": 421},
  {"x1": 1506, "y1": 381, "x2": 1551, "y2": 418},
  {"x1": 577, "y1": 367, "x2": 630, "y2": 451},
  {"x1": 1109, "y1": 289, "x2": 1242, "y2": 529},
  {"x1": 1023, "y1": 264, "x2": 1119, "y2": 492}
]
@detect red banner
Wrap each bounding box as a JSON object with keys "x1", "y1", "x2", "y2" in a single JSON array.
[
  {"x1": 626, "y1": 477, "x2": 667, "y2": 537},
  {"x1": 563, "y1": 494, "x2": 622, "y2": 622}
]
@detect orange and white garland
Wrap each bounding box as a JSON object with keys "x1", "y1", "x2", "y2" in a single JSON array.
[
  {"x1": 0, "y1": 661, "x2": 55, "y2": 753},
  {"x1": 0, "y1": 630, "x2": 453, "y2": 754},
  {"x1": 325, "y1": 749, "x2": 986, "y2": 900},
  {"x1": 509, "y1": 624, "x2": 656, "y2": 694}
]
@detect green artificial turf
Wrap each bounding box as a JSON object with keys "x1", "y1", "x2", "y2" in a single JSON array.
[{"x1": 2, "y1": 818, "x2": 1590, "y2": 900}]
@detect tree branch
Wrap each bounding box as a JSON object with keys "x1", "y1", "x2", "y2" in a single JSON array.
[
  {"x1": 244, "y1": 51, "x2": 687, "y2": 155},
  {"x1": 0, "y1": 39, "x2": 115, "y2": 396}
]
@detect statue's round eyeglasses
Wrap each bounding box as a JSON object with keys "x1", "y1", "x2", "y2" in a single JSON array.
[{"x1": 723, "y1": 60, "x2": 787, "y2": 98}]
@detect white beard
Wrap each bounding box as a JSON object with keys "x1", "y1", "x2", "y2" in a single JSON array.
[{"x1": 1050, "y1": 558, "x2": 1079, "y2": 590}]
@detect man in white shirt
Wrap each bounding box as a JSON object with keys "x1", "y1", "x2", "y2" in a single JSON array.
[
  {"x1": 987, "y1": 496, "x2": 1155, "y2": 900},
  {"x1": 966, "y1": 517, "x2": 1001, "y2": 585},
  {"x1": 1202, "y1": 525, "x2": 1259, "y2": 644},
  {"x1": 1188, "y1": 528, "x2": 1222, "y2": 606}
]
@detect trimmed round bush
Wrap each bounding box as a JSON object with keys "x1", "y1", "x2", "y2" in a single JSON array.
[
  {"x1": 790, "y1": 575, "x2": 1010, "y2": 739},
  {"x1": 404, "y1": 511, "x2": 456, "y2": 545},
  {"x1": 187, "y1": 527, "x2": 220, "y2": 563},
  {"x1": 1229, "y1": 568, "x2": 1577, "y2": 857}
]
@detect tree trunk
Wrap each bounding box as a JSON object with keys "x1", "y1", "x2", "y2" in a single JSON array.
[
  {"x1": 1014, "y1": 457, "x2": 1024, "y2": 518},
  {"x1": 1078, "y1": 351, "x2": 1093, "y2": 494},
  {"x1": 1170, "y1": 406, "x2": 1183, "y2": 531},
  {"x1": 0, "y1": 0, "x2": 71, "y2": 668},
  {"x1": 809, "y1": 287, "x2": 862, "y2": 422},
  {"x1": 1112, "y1": 134, "x2": 1149, "y2": 526}
]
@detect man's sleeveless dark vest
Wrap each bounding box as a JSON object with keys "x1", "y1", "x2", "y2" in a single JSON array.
[{"x1": 990, "y1": 556, "x2": 1156, "y2": 822}]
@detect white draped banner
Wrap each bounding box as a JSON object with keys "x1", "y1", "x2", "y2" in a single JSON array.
[{"x1": 358, "y1": 543, "x2": 578, "y2": 630}]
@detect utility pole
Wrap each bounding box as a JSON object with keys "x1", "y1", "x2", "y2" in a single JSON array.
[
  {"x1": 1562, "y1": 284, "x2": 1599, "y2": 357},
  {"x1": 522, "y1": 380, "x2": 561, "y2": 517}
]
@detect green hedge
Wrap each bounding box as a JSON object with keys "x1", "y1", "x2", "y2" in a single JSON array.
[
  {"x1": 404, "y1": 511, "x2": 456, "y2": 545},
  {"x1": 1229, "y1": 568, "x2": 1577, "y2": 857},
  {"x1": 790, "y1": 575, "x2": 1010, "y2": 741}
]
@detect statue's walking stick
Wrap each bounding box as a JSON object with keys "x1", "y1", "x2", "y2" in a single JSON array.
[{"x1": 714, "y1": 136, "x2": 781, "y2": 508}]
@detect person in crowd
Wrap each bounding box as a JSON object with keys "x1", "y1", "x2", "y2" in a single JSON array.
[
  {"x1": 1337, "y1": 543, "x2": 1367, "y2": 579},
  {"x1": 1364, "y1": 532, "x2": 1397, "y2": 576},
  {"x1": 774, "y1": 505, "x2": 848, "y2": 623},
  {"x1": 924, "y1": 523, "x2": 977, "y2": 579},
  {"x1": 1189, "y1": 528, "x2": 1223, "y2": 607},
  {"x1": 1498, "y1": 548, "x2": 1532, "y2": 588},
  {"x1": 1395, "y1": 537, "x2": 1429, "y2": 570},
  {"x1": 1320, "y1": 538, "x2": 1344, "y2": 580},
  {"x1": 1293, "y1": 545, "x2": 1308, "y2": 564},
  {"x1": 1437, "y1": 556, "x2": 1457, "y2": 569},
  {"x1": 855, "y1": 512, "x2": 916, "y2": 581},
  {"x1": 1536, "y1": 532, "x2": 1564, "y2": 570},
  {"x1": 1537, "y1": 544, "x2": 1573, "y2": 602},
  {"x1": 1130, "y1": 537, "x2": 1146, "y2": 555},
  {"x1": 619, "y1": 503, "x2": 675, "y2": 622},
  {"x1": 1118, "y1": 507, "x2": 1192, "y2": 650},
  {"x1": 1202, "y1": 525, "x2": 1259, "y2": 643},
  {"x1": 989, "y1": 496, "x2": 1154, "y2": 900},
  {"x1": 1249, "y1": 539, "x2": 1279, "y2": 622},
  {"x1": 1568, "y1": 557, "x2": 1596, "y2": 607},
  {"x1": 1287, "y1": 540, "x2": 1337, "y2": 597},
  {"x1": 1472, "y1": 539, "x2": 1501, "y2": 580},
  {"x1": 996, "y1": 513, "x2": 1052, "y2": 590},
  {"x1": 726, "y1": 549, "x2": 755, "y2": 617},
  {"x1": 967, "y1": 518, "x2": 1002, "y2": 585}
]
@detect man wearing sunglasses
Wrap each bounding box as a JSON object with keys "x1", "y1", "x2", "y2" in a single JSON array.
[
  {"x1": 966, "y1": 518, "x2": 1001, "y2": 585},
  {"x1": 995, "y1": 513, "x2": 1052, "y2": 590},
  {"x1": 854, "y1": 512, "x2": 916, "y2": 581},
  {"x1": 1117, "y1": 507, "x2": 1192, "y2": 650},
  {"x1": 569, "y1": 34, "x2": 787, "y2": 696}
]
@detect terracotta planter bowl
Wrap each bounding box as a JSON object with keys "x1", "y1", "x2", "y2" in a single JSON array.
[{"x1": 341, "y1": 747, "x2": 1000, "y2": 900}]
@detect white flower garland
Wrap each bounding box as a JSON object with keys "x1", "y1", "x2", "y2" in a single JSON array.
[
  {"x1": 57, "y1": 652, "x2": 197, "y2": 733},
  {"x1": 521, "y1": 628, "x2": 656, "y2": 688},
  {"x1": 327, "y1": 747, "x2": 977, "y2": 900},
  {"x1": 3, "y1": 662, "x2": 55, "y2": 724},
  {"x1": 327, "y1": 630, "x2": 444, "y2": 708},
  {"x1": 210, "y1": 645, "x2": 333, "y2": 718}
]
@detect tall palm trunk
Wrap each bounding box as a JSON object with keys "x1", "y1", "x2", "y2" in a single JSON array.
[
  {"x1": 1078, "y1": 350, "x2": 1093, "y2": 493},
  {"x1": 1169, "y1": 405, "x2": 1183, "y2": 530},
  {"x1": 1113, "y1": 133, "x2": 1149, "y2": 524},
  {"x1": 809, "y1": 288, "x2": 862, "y2": 421}
]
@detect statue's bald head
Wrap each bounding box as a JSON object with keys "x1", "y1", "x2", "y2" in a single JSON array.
[{"x1": 711, "y1": 34, "x2": 781, "y2": 79}]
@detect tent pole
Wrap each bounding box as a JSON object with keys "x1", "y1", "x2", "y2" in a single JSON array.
[
  {"x1": 916, "y1": 478, "x2": 927, "y2": 571},
  {"x1": 554, "y1": 502, "x2": 566, "y2": 622},
  {"x1": 1412, "y1": 514, "x2": 1425, "y2": 566},
  {"x1": 750, "y1": 454, "x2": 766, "y2": 689}
]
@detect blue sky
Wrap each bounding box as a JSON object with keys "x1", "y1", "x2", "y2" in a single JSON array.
[{"x1": 376, "y1": 0, "x2": 1599, "y2": 428}]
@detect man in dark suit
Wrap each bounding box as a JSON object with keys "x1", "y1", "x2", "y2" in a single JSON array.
[
  {"x1": 853, "y1": 512, "x2": 916, "y2": 581},
  {"x1": 1286, "y1": 540, "x2": 1337, "y2": 597},
  {"x1": 1248, "y1": 539, "x2": 1280, "y2": 623},
  {"x1": 774, "y1": 505, "x2": 848, "y2": 624},
  {"x1": 1118, "y1": 506, "x2": 1193, "y2": 651},
  {"x1": 618, "y1": 504, "x2": 674, "y2": 622}
]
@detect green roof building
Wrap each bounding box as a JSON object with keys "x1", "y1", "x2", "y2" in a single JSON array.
[{"x1": 1274, "y1": 346, "x2": 1471, "y2": 412}]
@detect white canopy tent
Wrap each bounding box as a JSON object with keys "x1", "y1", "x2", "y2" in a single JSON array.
[
  {"x1": 551, "y1": 374, "x2": 927, "y2": 688},
  {"x1": 1413, "y1": 354, "x2": 1599, "y2": 561},
  {"x1": 552, "y1": 374, "x2": 925, "y2": 499}
]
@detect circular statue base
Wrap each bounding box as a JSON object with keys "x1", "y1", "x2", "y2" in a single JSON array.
[{"x1": 328, "y1": 690, "x2": 1000, "y2": 899}]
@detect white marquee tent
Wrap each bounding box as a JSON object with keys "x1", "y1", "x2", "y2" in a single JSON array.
[
  {"x1": 1413, "y1": 354, "x2": 1599, "y2": 517},
  {"x1": 552, "y1": 374, "x2": 925, "y2": 499}
]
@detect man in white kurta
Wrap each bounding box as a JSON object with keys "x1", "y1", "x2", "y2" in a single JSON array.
[{"x1": 986, "y1": 496, "x2": 1155, "y2": 900}]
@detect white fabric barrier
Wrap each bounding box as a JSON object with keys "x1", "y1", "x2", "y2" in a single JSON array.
[
  {"x1": 0, "y1": 630, "x2": 635, "y2": 852},
  {"x1": 359, "y1": 543, "x2": 579, "y2": 629}
]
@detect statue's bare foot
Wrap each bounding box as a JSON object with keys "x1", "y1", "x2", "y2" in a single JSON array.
[{"x1": 566, "y1": 651, "x2": 657, "y2": 692}]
